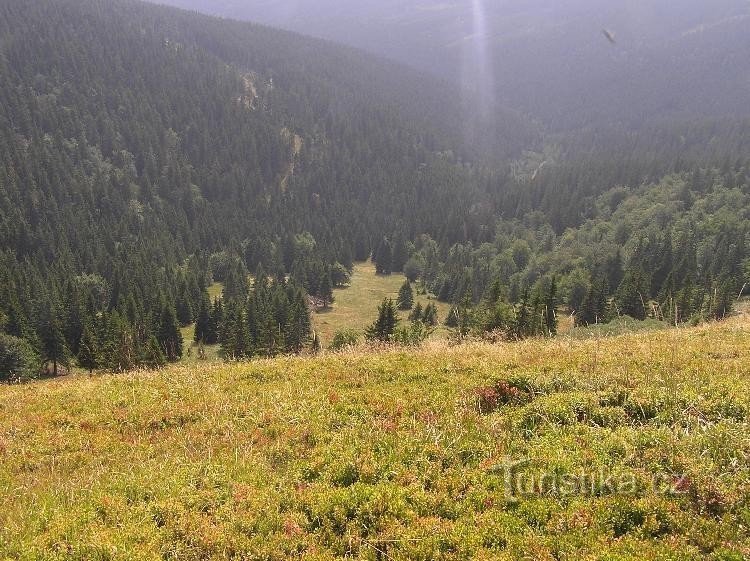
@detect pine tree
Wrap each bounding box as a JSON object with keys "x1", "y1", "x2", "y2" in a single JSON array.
[
  {"x1": 39, "y1": 307, "x2": 70, "y2": 376},
  {"x1": 409, "y1": 301, "x2": 424, "y2": 323},
  {"x1": 365, "y1": 298, "x2": 400, "y2": 342},
  {"x1": 373, "y1": 237, "x2": 393, "y2": 275},
  {"x1": 513, "y1": 289, "x2": 532, "y2": 339},
  {"x1": 449, "y1": 288, "x2": 474, "y2": 341},
  {"x1": 285, "y1": 289, "x2": 312, "y2": 353},
  {"x1": 422, "y1": 302, "x2": 438, "y2": 327},
  {"x1": 176, "y1": 281, "x2": 194, "y2": 327},
  {"x1": 157, "y1": 303, "x2": 183, "y2": 362},
  {"x1": 221, "y1": 302, "x2": 250, "y2": 360},
  {"x1": 318, "y1": 270, "x2": 334, "y2": 309},
  {"x1": 100, "y1": 311, "x2": 136, "y2": 372},
  {"x1": 194, "y1": 296, "x2": 212, "y2": 344},
  {"x1": 208, "y1": 298, "x2": 223, "y2": 344},
  {"x1": 141, "y1": 335, "x2": 167, "y2": 369},
  {"x1": 615, "y1": 269, "x2": 649, "y2": 320},
  {"x1": 77, "y1": 325, "x2": 99, "y2": 373},
  {"x1": 397, "y1": 280, "x2": 414, "y2": 310},
  {"x1": 445, "y1": 306, "x2": 460, "y2": 328},
  {"x1": 543, "y1": 276, "x2": 558, "y2": 336},
  {"x1": 578, "y1": 276, "x2": 609, "y2": 326}
]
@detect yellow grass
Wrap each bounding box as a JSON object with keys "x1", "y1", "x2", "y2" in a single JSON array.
[{"x1": 1, "y1": 315, "x2": 749, "y2": 559}]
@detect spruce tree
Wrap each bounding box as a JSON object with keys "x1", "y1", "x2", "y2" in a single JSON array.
[
  {"x1": 77, "y1": 325, "x2": 99, "y2": 373},
  {"x1": 100, "y1": 311, "x2": 135, "y2": 372},
  {"x1": 318, "y1": 270, "x2": 334, "y2": 309},
  {"x1": 615, "y1": 269, "x2": 649, "y2": 320},
  {"x1": 220, "y1": 302, "x2": 250, "y2": 360},
  {"x1": 409, "y1": 301, "x2": 423, "y2": 323},
  {"x1": 285, "y1": 289, "x2": 312, "y2": 353},
  {"x1": 39, "y1": 308, "x2": 70, "y2": 376},
  {"x1": 445, "y1": 307, "x2": 460, "y2": 328},
  {"x1": 513, "y1": 289, "x2": 532, "y2": 339},
  {"x1": 176, "y1": 281, "x2": 194, "y2": 327},
  {"x1": 141, "y1": 335, "x2": 167, "y2": 369},
  {"x1": 422, "y1": 302, "x2": 438, "y2": 327},
  {"x1": 397, "y1": 280, "x2": 414, "y2": 310},
  {"x1": 365, "y1": 298, "x2": 399, "y2": 342},
  {"x1": 157, "y1": 303, "x2": 183, "y2": 362},
  {"x1": 543, "y1": 276, "x2": 558, "y2": 336},
  {"x1": 373, "y1": 237, "x2": 393, "y2": 275},
  {"x1": 578, "y1": 277, "x2": 609, "y2": 326},
  {"x1": 194, "y1": 296, "x2": 212, "y2": 344},
  {"x1": 208, "y1": 298, "x2": 223, "y2": 344}
]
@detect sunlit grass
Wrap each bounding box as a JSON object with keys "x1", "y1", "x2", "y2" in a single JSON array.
[
  {"x1": 313, "y1": 261, "x2": 451, "y2": 345},
  {"x1": 1, "y1": 315, "x2": 749, "y2": 559}
]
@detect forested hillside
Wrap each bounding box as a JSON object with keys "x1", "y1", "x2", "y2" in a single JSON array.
[
  {"x1": 0, "y1": 0, "x2": 748, "y2": 380},
  {"x1": 0, "y1": 0, "x2": 531, "y2": 377}
]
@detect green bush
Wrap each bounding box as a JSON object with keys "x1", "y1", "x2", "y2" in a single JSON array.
[
  {"x1": 329, "y1": 329, "x2": 360, "y2": 351},
  {"x1": 0, "y1": 334, "x2": 40, "y2": 383}
]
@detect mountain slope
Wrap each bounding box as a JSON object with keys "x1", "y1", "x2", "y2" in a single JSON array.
[
  {"x1": 0, "y1": 0, "x2": 531, "y2": 268},
  {"x1": 155, "y1": 0, "x2": 750, "y2": 131},
  {"x1": 2, "y1": 317, "x2": 749, "y2": 558},
  {"x1": 0, "y1": 0, "x2": 537, "y2": 371}
]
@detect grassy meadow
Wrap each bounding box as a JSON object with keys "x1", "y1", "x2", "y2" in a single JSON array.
[
  {"x1": 1, "y1": 314, "x2": 749, "y2": 559},
  {"x1": 312, "y1": 262, "x2": 451, "y2": 345}
]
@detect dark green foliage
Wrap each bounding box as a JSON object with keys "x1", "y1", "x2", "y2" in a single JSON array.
[
  {"x1": 373, "y1": 238, "x2": 393, "y2": 275},
  {"x1": 140, "y1": 336, "x2": 167, "y2": 369},
  {"x1": 422, "y1": 302, "x2": 438, "y2": 327},
  {"x1": 578, "y1": 277, "x2": 610, "y2": 327},
  {"x1": 219, "y1": 277, "x2": 312, "y2": 359},
  {"x1": 318, "y1": 271, "x2": 334, "y2": 309},
  {"x1": 329, "y1": 330, "x2": 359, "y2": 351},
  {"x1": 478, "y1": 300, "x2": 515, "y2": 335},
  {"x1": 403, "y1": 257, "x2": 424, "y2": 283},
  {"x1": 0, "y1": 0, "x2": 501, "y2": 374},
  {"x1": 409, "y1": 302, "x2": 423, "y2": 323},
  {"x1": 397, "y1": 280, "x2": 414, "y2": 311},
  {"x1": 76, "y1": 325, "x2": 99, "y2": 373},
  {"x1": 176, "y1": 281, "x2": 195, "y2": 327},
  {"x1": 221, "y1": 301, "x2": 250, "y2": 360},
  {"x1": 285, "y1": 287, "x2": 312, "y2": 353},
  {"x1": 329, "y1": 263, "x2": 351, "y2": 288},
  {"x1": 615, "y1": 269, "x2": 650, "y2": 321},
  {"x1": 393, "y1": 321, "x2": 432, "y2": 347},
  {"x1": 542, "y1": 276, "x2": 558, "y2": 336},
  {"x1": 39, "y1": 308, "x2": 70, "y2": 376},
  {"x1": 365, "y1": 299, "x2": 400, "y2": 342},
  {"x1": 100, "y1": 312, "x2": 136, "y2": 372},
  {"x1": 194, "y1": 297, "x2": 212, "y2": 345},
  {"x1": 157, "y1": 304, "x2": 183, "y2": 363},
  {"x1": 0, "y1": 333, "x2": 40, "y2": 382}
]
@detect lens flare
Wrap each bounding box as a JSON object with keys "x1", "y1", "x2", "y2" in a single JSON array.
[{"x1": 466, "y1": 0, "x2": 495, "y2": 116}]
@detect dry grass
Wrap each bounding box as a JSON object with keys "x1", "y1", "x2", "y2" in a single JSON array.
[{"x1": 2, "y1": 316, "x2": 748, "y2": 559}]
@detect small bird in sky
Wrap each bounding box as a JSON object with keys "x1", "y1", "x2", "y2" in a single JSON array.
[{"x1": 602, "y1": 28, "x2": 617, "y2": 44}]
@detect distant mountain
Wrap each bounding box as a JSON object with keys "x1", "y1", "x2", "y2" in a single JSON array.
[{"x1": 155, "y1": 0, "x2": 750, "y2": 131}]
